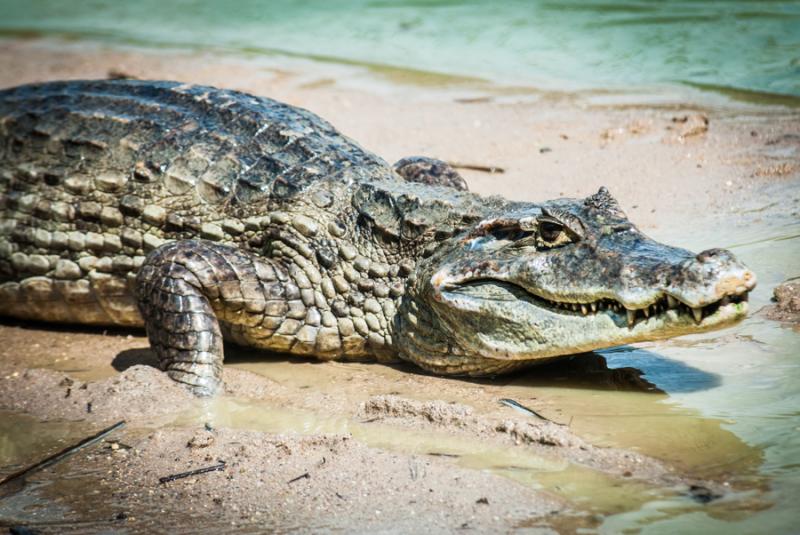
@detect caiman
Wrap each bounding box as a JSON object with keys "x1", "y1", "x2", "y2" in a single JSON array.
[{"x1": 0, "y1": 80, "x2": 756, "y2": 395}]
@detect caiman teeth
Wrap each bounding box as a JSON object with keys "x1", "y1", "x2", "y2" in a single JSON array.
[{"x1": 532, "y1": 288, "x2": 749, "y2": 328}]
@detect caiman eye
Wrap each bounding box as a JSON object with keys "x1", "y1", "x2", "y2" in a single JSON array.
[
  {"x1": 535, "y1": 216, "x2": 576, "y2": 249},
  {"x1": 538, "y1": 221, "x2": 563, "y2": 242}
]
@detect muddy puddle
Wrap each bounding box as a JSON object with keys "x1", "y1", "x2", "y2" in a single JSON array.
[{"x1": 1, "y1": 201, "x2": 799, "y2": 533}]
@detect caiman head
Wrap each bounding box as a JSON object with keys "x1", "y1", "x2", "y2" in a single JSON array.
[{"x1": 395, "y1": 187, "x2": 756, "y2": 375}]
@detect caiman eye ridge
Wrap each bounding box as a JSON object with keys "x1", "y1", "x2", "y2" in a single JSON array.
[{"x1": 538, "y1": 292, "x2": 749, "y2": 328}]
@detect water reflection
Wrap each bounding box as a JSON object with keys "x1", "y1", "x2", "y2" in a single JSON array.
[
  {"x1": 512, "y1": 352, "x2": 663, "y2": 392},
  {"x1": 476, "y1": 348, "x2": 721, "y2": 395},
  {"x1": 599, "y1": 346, "x2": 722, "y2": 394}
]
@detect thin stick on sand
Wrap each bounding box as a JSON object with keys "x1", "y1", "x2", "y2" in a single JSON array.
[
  {"x1": 447, "y1": 161, "x2": 506, "y2": 174},
  {"x1": 499, "y1": 398, "x2": 565, "y2": 426},
  {"x1": 159, "y1": 462, "x2": 227, "y2": 484}
]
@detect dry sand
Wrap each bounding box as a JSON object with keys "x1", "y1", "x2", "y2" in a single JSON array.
[
  {"x1": 0, "y1": 37, "x2": 798, "y2": 533},
  {"x1": 1, "y1": 38, "x2": 798, "y2": 228}
]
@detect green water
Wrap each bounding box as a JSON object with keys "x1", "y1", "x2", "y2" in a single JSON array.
[
  {"x1": 1, "y1": 0, "x2": 799, "y2": 99},
  {"x1": 596, "y1": 213, "x2": 800, "y2": 533}
]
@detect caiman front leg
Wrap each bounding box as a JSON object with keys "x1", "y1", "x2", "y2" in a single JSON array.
[{"x1": 136, "y1": 239, "x2": 287, "y2": 396}]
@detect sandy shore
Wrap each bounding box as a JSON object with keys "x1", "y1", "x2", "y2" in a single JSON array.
[{"x1": 0, "y1": 37, "x2": 798, "y2": 533}]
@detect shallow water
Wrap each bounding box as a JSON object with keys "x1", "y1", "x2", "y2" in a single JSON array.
[
  {"x1": 2, "y1": 0, "x2": 799, "y2": 101},
  {"x1": 599, "y1": 210, "x2": 800, "y2": 533}
]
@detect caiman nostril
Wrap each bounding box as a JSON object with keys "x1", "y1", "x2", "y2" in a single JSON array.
[
  {"x1": 696, "y1": 248, "x2": 738, "y2": 264},
  {"x1": 696, "y1": 248, "x2": 724, "y2": 262}
]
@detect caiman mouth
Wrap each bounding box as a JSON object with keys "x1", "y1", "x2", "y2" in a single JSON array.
[
  {"x1": 535, "y1": 289, "x2": 749, "y2": 328},
  {"x1": 447, "y1": 279, "x2": 750, "y2": 329}
]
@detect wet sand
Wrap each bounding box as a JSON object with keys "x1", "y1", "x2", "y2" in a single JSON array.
[
  {"x1": 0, "y1": 37, "x2": 799, "y2": 533},
  {"x1": 0, "y1": 325, "x2": 743, "y2": 533}
]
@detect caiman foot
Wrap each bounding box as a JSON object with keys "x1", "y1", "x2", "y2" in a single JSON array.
[{"x1": 136, "y1": 240, "x2": 228, "y2": 396}]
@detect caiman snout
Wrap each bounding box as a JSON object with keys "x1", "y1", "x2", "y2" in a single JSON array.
[
  {"x1": 669, "y1": 246, "x2": 756, "y2": 316},
  {"x1": 693, "y1": 247, "x2": 756, "y2": 291},
  {"x1": 695, "y1": 247, "x2": 756, "y2": 289}
]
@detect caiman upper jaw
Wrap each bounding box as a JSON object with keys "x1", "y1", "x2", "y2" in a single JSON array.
[
  {"x1": 429, "y1": 244, "x2": 756, "y2": 336},
  {"x1": 540, "y1": 257, "x2": 756, "y2": 329}
]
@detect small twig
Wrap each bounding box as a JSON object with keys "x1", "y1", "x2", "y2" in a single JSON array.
[
  {"x1": 0, "y1": 421, "x2": 126, "y2": 488},
  {"x1": 288, "y1": 472, "x2": 310, "y2": 484},
  {"x1": 159, "y1": 461, "x2": 226, "y2": 484},
  {"x1": 454, "y1": 96, "x2": 492, "y2": 104},
  {"x1": 427, "y1": 452, "x2": 460, "y2": 458},
  {"x1": 499, "y1": 398, "x2": 565, "y2": 426},
  {"x1": 447, "y1": 161, "x2": 505, "y2": 174}
]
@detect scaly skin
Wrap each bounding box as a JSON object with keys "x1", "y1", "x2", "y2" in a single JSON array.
[{"x1": 0, "y1": 80, "x2": 756, "y2": 396}]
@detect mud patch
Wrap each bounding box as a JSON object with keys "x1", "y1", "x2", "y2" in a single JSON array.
[
  {"x1": 765, "y1": 279, "x2": 800, "y2": 324},
  {"x1": 358, "y1": 395, "x2": 693, "y2": 487}
]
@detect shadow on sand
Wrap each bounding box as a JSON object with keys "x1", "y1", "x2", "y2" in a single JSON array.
[
  {"x1": 111, "y1": 343, "x2": 720, "y2": 396},
  {"x1": 503, "y1": 347, "x2": 721, "y2": 394}
]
